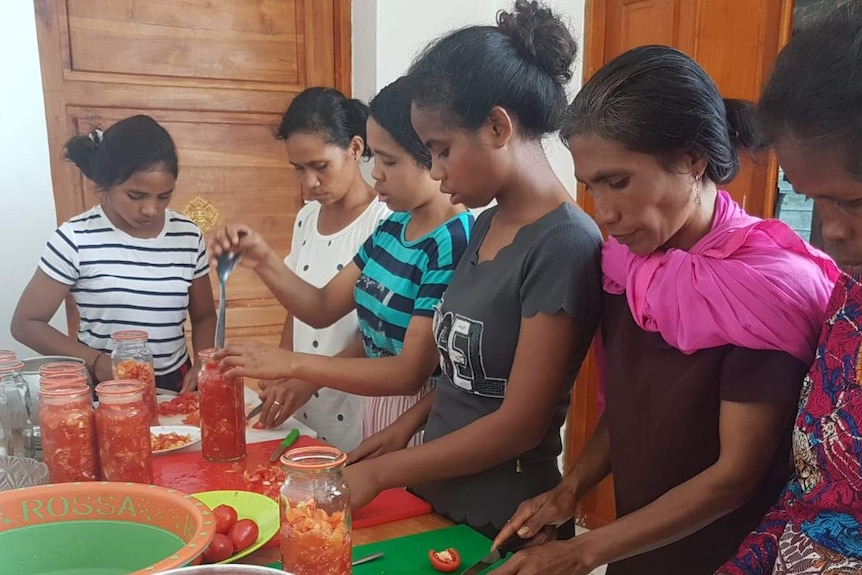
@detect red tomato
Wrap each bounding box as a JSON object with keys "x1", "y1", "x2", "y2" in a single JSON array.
[
  {"x1": 213, "y1": 504, "x2": 238, "y2": 534},
  {"x1": 227, "y1": 518, "x2": 260, "y2": 552},
  {"x1": 202, "y1": 533, "x2": 235, "y2": 563},
  {"x1": 429, "y1": 548, "x2": 461, "y2": 572},
  {"x1": 252, "y1": 421, "x2": 265, "y2": 430}
]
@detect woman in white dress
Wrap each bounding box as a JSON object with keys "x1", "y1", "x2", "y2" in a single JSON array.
[{"x1": 258, "y1": 87, "x2": 389, "y2": 451}]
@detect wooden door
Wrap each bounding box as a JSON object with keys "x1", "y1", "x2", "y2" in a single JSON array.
[
  {"x1": 569, "y1": 0, "x2": 794, "y2": 528},
  {"x1": 33, "y1": 0, "x2": 351, "y2": 347}
]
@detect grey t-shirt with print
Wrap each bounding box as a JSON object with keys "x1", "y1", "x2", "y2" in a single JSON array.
[{"x1": 411, "y1": 202, "x2": 603, "y2": 533}]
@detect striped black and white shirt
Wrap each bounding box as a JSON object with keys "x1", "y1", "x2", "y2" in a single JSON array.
[{"x1": 39, "y1": 206, "x2": 209, "y2": 375}]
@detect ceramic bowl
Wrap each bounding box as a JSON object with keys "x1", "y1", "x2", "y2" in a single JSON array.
[{"x1": 0, "y1": 481, "x2": 216, "y2": 574}]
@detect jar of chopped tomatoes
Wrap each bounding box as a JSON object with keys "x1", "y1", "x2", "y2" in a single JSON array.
[
  {"x1": 40, "y1": 376, "x2": 99, "y2": 483},
  {"x1": 111, "y1": 330, "x2": 158, "y2": 425},
  {"x1": 279, "y1": 446, "x2": 351, "y2": 575},
  {"x1": 95, "y1": 380, "x2": 153, "y2": 483},
  {"x1": 39, "y1": 361, "x2": 90, "y2": 385},
  {"x1": 197, "y1": 349, "x2": 246, "y2": 462}
]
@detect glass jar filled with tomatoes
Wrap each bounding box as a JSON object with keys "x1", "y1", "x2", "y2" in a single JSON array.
[
  {"x1": 40, "y1": 375, "x2": 99, "y2": 483},
  {"x1": 39, "y1": 361, "x2": 91, "y2": 386},
  {"x1": 279, "y1": 446, "x2": 351, "y2": 575},
  {"x1": 95, "y1": 380, "x2": 153, "y2": 483},
  {"x1": 197, "y1": 349, "x2": 246, "y2": 462},
  {"x1": 111, "y1": 330, "x2": 158, "y2": 425}
]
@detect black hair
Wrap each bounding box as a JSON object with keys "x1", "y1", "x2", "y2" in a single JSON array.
[
  {"x1": 407, "y1": 0, "x2": 577, "y2": 139},
  {"x1": 276, "y1": 87, "x2": 372, "y2": 160},
  {"x1": 64, "y1": 115, "x2": 178, "y2": 189},
  {"x1": 368, "y1": 77, "x2": 432, "y2": 170},
  {"x1": 760, "y1": 0, "x2": 862, "y2": 178},
  {"x1": 561, "y1": 45, "x2": 764, "y2": 185}
]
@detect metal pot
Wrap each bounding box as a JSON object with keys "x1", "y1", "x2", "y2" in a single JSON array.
[{"x1": 158, "y1": 566, "x2": 292, "y2": 575}]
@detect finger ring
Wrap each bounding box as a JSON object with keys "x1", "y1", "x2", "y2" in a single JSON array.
[{"x1": 273, "y1": 401, "x2": 281, "y2": 407}]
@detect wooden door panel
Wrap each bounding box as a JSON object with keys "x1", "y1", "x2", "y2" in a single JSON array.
[
  {"x1": 570, "y1": 0, "x2": 793, "y2": 529},
  {"x1": 34, "y1": 0, "x2": 351, "y2": 348}
]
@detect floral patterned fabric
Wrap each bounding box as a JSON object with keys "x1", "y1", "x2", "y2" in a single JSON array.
[{"x1": 718, "y1": 274, "x2": 862, "y2": 574}]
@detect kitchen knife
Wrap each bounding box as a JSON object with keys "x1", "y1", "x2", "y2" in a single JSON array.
[
  {"x1": 459, "y1": 536, "x2": 527, "y2": 575},
  {"x1": 246, "y1": 402, "x2": 264, "y2": 421},
  {"x1": 351, "y1": 551, "x2": 384, "y2": 566},
  {"x1": 269, "y1": 428, "x2": 301, "y2": 462}
]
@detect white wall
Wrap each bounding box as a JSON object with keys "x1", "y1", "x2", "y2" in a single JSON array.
[
  {"x1": 353, "y1": 0, "x2": 586, "y2": 194},
  {"x1": 0, "y1": 2, "x2": 66, "y2": 357}
]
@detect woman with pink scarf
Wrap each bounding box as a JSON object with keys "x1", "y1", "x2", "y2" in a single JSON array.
[{"x1": 491, "y1": 46, "x2": 839, "y2": 575}]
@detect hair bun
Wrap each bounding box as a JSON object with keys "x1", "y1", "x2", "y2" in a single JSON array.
[
  {"x1": 497, "y1": 0, "x2": 577, "y2": 85},
  {"x1": 723, "y1": 98, "x2": 766, "y2": 151},
  {"x1": 63, "y1": 133, "x2": 100, "y2": 180}
]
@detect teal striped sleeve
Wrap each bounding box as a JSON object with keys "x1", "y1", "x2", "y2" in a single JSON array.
[
  {"x1": 414, "y1": 213, "x2": 472, "y2": 316},
  {"x1": 352, "y1": 229, "x2": 376, "y2": 271}
]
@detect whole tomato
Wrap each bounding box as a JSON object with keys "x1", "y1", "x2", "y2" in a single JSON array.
[
  {"x1": 213, "y1": 504, "x2": 238, "y2": 534},
  {"x1": 202, "y1": 533, "x2": 235, "y2": 563},
  {"x1": 227, "y1": 518, "x2": 260, "y2": 552}
]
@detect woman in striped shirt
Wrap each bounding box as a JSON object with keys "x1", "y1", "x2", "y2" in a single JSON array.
[
  {"x1": 210, "y1": 77, "x2": 473, "y2": 445},
  {"x1": 12, "y1": 115, "x2": 216, "y2": 392}
]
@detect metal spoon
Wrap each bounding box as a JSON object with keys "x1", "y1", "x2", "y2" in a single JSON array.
[{"x1": 214, "y1": 231, "x2": 245, "y2": 349}]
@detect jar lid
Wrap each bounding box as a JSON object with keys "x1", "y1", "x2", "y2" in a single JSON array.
[
  {"x1": 39, "y1": 362, "x2": 86, "y2": 377},
  {"x1": 110, "y1": 330, "x2": 149, "y2": 341},
  {"x1": 280, "y1": 446, "x2": 347, "y2": 474},
  {"x1": 95, "y1": 379, "x2": 146, "y2": 397},
  {"x1": 0, "y1": 360, "x2": 25, "y2": 374},
  {"x1": 40, "y1": 373, "x2": 88, "y2": 390},
  {"x1": 39, "y1": 382, "x2": 90, "y2": 398}
]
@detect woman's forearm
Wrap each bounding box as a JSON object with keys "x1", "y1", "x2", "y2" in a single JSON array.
[
  {"x1": 12, "y1": 318, "x2": 101, "y2": 367},
  {"x1": 566, "y1": 413, "x2": 612, "y2": 500}
]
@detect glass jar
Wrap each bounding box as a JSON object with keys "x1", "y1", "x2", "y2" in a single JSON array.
[
  {"x1": 40, "y1": 361, "x2": 89, "y2": 383},
  {"x1": 40, "y1": 377, "x2": 99, "y2": 483},
  {"x1": 0, "y1": 350, "x2": 16, "y2": 361},
  {"x1": 279, "y1": 446, "x2": 352, "y2": 575},
  {"x1": 0, "y1": 360, "x2": 35, "y2": 458},
  {"x1": 111, "y1": 330, "x2": 158, "y2": 425},
  {"x1": 95, "y1": 380, "x2": 153, "y2": 483},
  {"x1": 197, "y1": 349, "x2": 246, "y2": 462}
]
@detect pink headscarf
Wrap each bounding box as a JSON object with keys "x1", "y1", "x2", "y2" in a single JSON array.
[{"x1": 597, "y1": 190, "x2": 839, "y2": 410}]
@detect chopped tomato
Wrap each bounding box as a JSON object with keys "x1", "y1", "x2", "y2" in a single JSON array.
[
  {"x1": 429, "y1": 548, "x2": 461, "y2": 573},
  {"x1": 242, "y1": 464, "x2": 285, "y2": 499},
  {"x1": 252, "y1": 421, "x2": 265, "y2": 430},
  {"x1": 182, "y1": 408, "x2": 201, "y2": 426},
  {"x1": 150, "y1": 431, "x2": 192, "y2": 452},
  {"x1": 157, "y1": 392, "x2": 199, "y2": 416}
]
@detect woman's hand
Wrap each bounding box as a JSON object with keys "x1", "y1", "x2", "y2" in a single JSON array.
[
  {"x1": 180, "y1": 366, "x2": 199, "y2": 393},
  {"x1": 344, "y1": 460, "x2": 383, "y2": 510},
  {"x1": 490, "y1": 538, "x2": 598, "y2": 575},
  {"x1": 207, "y1": 223, "x2": 274, "y2": 268},
  {"x1": 347, "y1": 422, "x2": 413, "y2": 464},
  {"x1": 493, "y1": 481, "x2": 580, "y2": 550},
  {"x1": 258, "y1": 379, "x2": 317, "y2": 428},
  {"x1": 214, "y1": 341, "x2": 298, "y2": 380},
  {"x1": 93, "y1": 352, "x2": 114, "y2": 383}
]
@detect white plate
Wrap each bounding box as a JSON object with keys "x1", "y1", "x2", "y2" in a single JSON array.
[{"x1": 150, "y1": 424, "x2": 201, "y2": 455}]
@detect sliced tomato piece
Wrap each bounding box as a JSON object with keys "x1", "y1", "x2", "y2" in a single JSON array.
[{"x1": 429, "y1": 548, "x2": 461, "y2": 573}]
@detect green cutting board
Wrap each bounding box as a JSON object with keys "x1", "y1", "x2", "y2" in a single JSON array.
[{"x1": 268, "y1": 524, "x2": 506, "y2": 574}]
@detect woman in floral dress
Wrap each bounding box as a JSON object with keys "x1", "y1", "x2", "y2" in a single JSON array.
[{"x1": 718, "y1": 3, "x2": 862, "y2": 573}]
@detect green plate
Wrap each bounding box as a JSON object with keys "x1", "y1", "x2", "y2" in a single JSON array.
[{"x1": 192, "y1": 490, "x2": 279, "y2": 564}]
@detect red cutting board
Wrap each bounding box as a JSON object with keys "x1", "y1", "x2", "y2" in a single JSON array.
[{"x1": 153, "y1": 436, "x2": 432, "y2": 543}]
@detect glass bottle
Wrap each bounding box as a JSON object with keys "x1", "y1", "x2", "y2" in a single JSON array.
[
  {"x1": 111, "y1": 330, "x2": 158, "y2": 425},
  {"x1": 0, "y1": 360, "x2": 36, "y2": 458},
  {"x1": 40, "y1": 376, "x2": 99, "y2": 483},
  {"x1": 95, "y1": 380, "x2": 153, "y2": 483},
  {"x1": 197, "y1": 349, "x2": 246, "y2": 462},
  {"x1": 279, "y1": 446, "x2": 352, "y2": 575}
]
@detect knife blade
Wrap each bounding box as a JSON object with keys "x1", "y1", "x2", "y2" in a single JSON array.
[
  {"x1": 269, "y1": 428, "x2": 301, "y2": 462},
  {"x1": 246, "y1": 402, "x2": 264, "y2": 421},
  {"x1": 459, "y1": 536, "x2": 527, "y2": 575},
  {"x1": 351, "y1": 551, "x2": 383, "y2": 566}
]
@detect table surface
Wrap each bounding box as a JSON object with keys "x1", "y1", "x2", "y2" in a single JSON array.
[{"x1": 243, "y1": 513, "x2": 453, "y2": 565}]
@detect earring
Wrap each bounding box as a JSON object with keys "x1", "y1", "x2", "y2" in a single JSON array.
[{"x1": 694, "y1": 175, "x2": 703, "y2": 208}]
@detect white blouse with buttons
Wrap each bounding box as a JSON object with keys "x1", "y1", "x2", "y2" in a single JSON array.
[{"x1": 285, "y1": 198, "x2": 390, "y2": 451}]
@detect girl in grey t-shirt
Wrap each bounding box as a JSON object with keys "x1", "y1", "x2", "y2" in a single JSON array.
[{"x1": 341, "y1": 0, "x2": 603, "y2": 539}]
